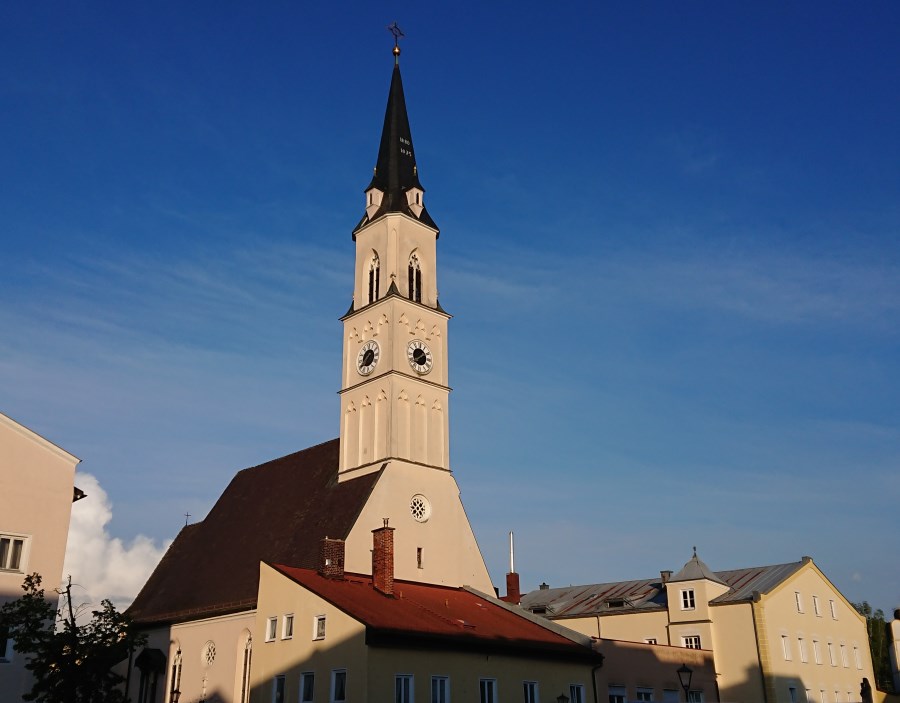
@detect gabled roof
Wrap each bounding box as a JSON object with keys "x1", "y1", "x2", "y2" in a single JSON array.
[
  {"x1": 353, "y1": 55, "x2": 438, "y2": 237},
  {"x1": 520, "y1": 559, "x2": 808, "y2": 619},
  {"x1": 127, "y1": 439, "x2": 380, "y2": 625},
  {"x1": 272, "y1": 565, "x2": 600, "y2": 662}
]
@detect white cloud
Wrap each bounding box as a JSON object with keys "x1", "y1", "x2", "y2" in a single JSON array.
[{"x1": 62, "y1": 473, "x2": 170, "y2": 612}]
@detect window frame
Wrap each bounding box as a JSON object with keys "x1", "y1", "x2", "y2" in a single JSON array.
[
  {"x1": 782, "y1": 634, "x2": 792, "y2": 660},
  {"x1": 313, "y1": 615, "x2": 326, "y2": 641},
  {"x1": 636, "y1": 687, "x2": 654, "y2": 701},
  {"x1": 813, "y1": 639, "x2": 822, "y2": 665},
  {"x1": 682, "y1": 635, "x2": 702, "y2": 649},
  {"x1": 431, "y1": 675, "x2": 450, "y2": 703},
  {"x1": 569, "y1": 684, "x2": 585, "y2": 703},
  {"x1": 798, "y1": 637, "x2": 808, "y2": 663},
  {"x1": 300, "y1": 672, "x2": 315, "y2": 703},
  {"x1": 265, "y1": 617, "x2": 277, "y2": 642},
  {"x1": 396, "y1": 674, "x2": 414, "y2": 703},
  {"x1": 281, "y1": 614, "x2": 294, "y2": 640},
  {"x1": 829, "y1": 599, "x2": 837, "y2": 619},
  {"x1": 272, "y1": 675, "x2": 286, "y2": 703},
  {"x1": 0, "y1": 627, "x2": 12, "y2": 663},
  {"x1": 331, "y1": 669, "x2": 347, "y2": 703},
  {"x1": 813, "y1": 595, "x2": 821, "y2": 616},
  {"x1": 795, "y1": 591, "x2": 803, "y2": 613},
  {"x1": 479, "y1": 678, "x2": 497, "y2": 703},
  {"x1": 608, "y1": 685, "x2": 627, "y2": 703},
  {"x1": 0, "y1": 533, "x2": 29, "y2": 572},
  {"x1": 522, "y1": 680, "x2": 539, "y2": 703},
  {"x1": 680, "y1": 588, "x2": 696, "y2": 610}
]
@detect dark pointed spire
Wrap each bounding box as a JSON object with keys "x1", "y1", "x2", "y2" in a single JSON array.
[
  {"x1": 353, "y1": 36, "x2": 438, "y2": 238},
  {"x1": 367, "y1": 60, "x2": 423, "y2": 196}
]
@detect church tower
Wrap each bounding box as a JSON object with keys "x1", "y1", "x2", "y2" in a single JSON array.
[
  {"x1": 339, "y1": 42, "x2": 449, "y2": 478},
  {"x1": 336, "y1": 41, "x2": 492, "y2": 591}
]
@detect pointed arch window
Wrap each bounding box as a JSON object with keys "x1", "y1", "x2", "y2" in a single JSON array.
[
  {"x1": 408, "y1": 253, "x2": 422, "y2": 303},
  {"x1": 239, "y1": 636, "x2": 252, "y2": 703},
  {"x1": 368, "y1": 253, "x2": 380, "y2": 304}
]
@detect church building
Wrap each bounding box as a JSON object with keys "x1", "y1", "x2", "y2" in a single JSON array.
[{"x1": 126, "y1": 41, "x2": 610, "y2": 703}]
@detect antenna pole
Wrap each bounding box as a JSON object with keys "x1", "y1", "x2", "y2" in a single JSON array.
[{"x1": 509, "y1": 531, "x2": 515, "y2": 573}]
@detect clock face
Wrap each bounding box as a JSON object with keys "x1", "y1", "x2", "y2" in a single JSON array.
[
  {"x1": 356, "y1": 340, "x2": 380, "y2": 376},
  {"x1": 407, "y1": 339, "x2": 433, "y2": 374}
]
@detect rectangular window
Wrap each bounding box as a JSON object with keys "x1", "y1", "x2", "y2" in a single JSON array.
[
  {"x1": 523, "y1": 681, "x2": 538, "y2": 703},
  {"x1": 663, "y1": 692, "x2": 679, "y2": 703},
  {"x1": 282, "y1": 614, "x2": 294, "y2": 639},
  {"x1": 0, "y1": 626, "x2": 11, "y2": 663},
  {"x1": 608, "y1": 686, "x2": 626, "y2": 703},
  {"x1": 840, "y1": 644, "x2": 848, "y2": 667},
  {"x1": 813, "y1": 596, "x2": 821, "y2": 616},
  {"x1": 681, "y1": 589, "x2": 696, "y2": 610},
  {"x1": 569, "y1": 685, "x2": 585, "y2": 703},
  {"x1": 644, "y1": 638, "x2": 658, "y2": 645},
  {"x1": 300, "y1": 673, "x2": 315, "y2": 703},
  {"x1": 820, "y1": 689, "x2": 826, "y2": 703},
  {"x1": 0, "y1": 535, "x2": 27, "y2": 572},
  {"x1": 396, "y1": 675, "x2": 414, "y2": 703},
  {"x1": 829, "y1": 600, "x2": 837, "y2": 619},
  {"x1": 480, "y1": 679, "x2": 497, "y2": 703},
  {"x1": 799, "y1": 637, "x2": 808, "y2": 663},
  {"x1": 417, "y1": 547, "x2": 423, "y2": 569},
  {"x1": 834, "y1": 691, "x2": 840, "y2": 703},
  {"x1": 682, "y1": 635, "x2": 702, "y2": 649},
  {"x1": 782, "y1": 635, "x2": 792, "y2": 660},
  {"x1": 795, "y1": 591, "x2": 803, "y2": 612},
  {"x1": 431, "y1": 676, "x2": 449, "y2": 703},
  {"x1": 314, "y1": 615, "x2": 326, "y2": 640},
  {"x1": 854, "y1": 646, "x2": 862, "y2": 669},
  {"x1": 687, "y1": 692, "x2": 703, "y2": 703},
  {"x1": 827, "y1": 642, "x2": 836, "y2": 666},
  {"x1": 805, "y1": 689, "x2": 812, "y2": 703},
  {"x1": 265, "y1": 617, "x2": 277, "y2": 642},
  {"x1": 813, "y1": 640, "x2": 821, "y2": 664},
  {"x1": 636, "y1": 688, "x2": 654, "y2": 701},
  {"x1": 273, "y1": 675, "x2": 286, "y2": 703},
  {"x1": 331, "y1": 670, "x2": 347, "y2": 703},
  {"x1": 789, "y1": 688, "x2": 798, "y2": 703}
]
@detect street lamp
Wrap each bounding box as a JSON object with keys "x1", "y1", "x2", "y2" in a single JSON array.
[
  {"x1": 677, "y1": 664, "x2": 693, "y2": 701},
  {"x1": 556, "y1": 694, "x2": 570, "y2": 703}
]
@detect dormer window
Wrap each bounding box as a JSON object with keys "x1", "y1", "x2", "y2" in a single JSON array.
[
  {"x1": 406, "y1": 187, "x2": 424, "y2": 217},
  {"x1": 368, "y1": 253, "x2": 380, "y2": 304},
  {"x1": 408, "y1": 253, "x2": 422, "y2": 303},
  {"x1": 365, "y1": 188, "x2": 383, "y2": 219}
]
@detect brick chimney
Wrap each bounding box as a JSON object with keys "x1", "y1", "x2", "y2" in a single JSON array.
[
  {"x1": 501, "y1": 572, "x2": 521, "y2": 604},
  {"x1": 372, "y1": 519, "x2": 395, "y2": 596},
  {"x1": 319, "y1": 538, "x2": 345, "y2": 579},
  {"x1": 660, "y1": 570, "x2": 673, "y2": 585}
]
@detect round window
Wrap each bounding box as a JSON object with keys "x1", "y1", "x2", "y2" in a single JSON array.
[{"x1": 410, "y1": 494, "x2": 431, "y2": 522}]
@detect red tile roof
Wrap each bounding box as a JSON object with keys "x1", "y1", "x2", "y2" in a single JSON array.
[
  {"x1": 272, "y1": 564, "x2": 600, "y2": 662},
  {"x1": 128, "y1": 439, "x2": 380, "y2": 624}
]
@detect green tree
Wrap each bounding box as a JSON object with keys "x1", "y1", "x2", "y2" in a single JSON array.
[
  {"x1": 853, "y1": 601, "x2": 893, "y2": 692},
  {"x1": 0, "y1": 573, "x2": 146, "y2": 703}
]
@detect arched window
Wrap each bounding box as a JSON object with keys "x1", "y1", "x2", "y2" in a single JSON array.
[
  {"x1": 238, "y1": 635, "x2": 252, "y2": 703},
  {"x1": 168, "y1": 649, "x2": 182, "y2": 703},
  {"x1": 408, "y1": 253, "x2": 422, "y2": 303},
  {"x1": 368, "y1": 253, "x2": 380, "y2": 304}
]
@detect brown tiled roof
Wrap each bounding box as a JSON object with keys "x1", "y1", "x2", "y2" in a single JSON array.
[
  {"x1": 127, "y1": 439, "x2": 380, "y2": 625},
  {"x1": 273, "y1": 565, "x2": 600, "y2": 662}
]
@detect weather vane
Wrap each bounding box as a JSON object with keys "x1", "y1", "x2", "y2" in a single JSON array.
[{"x1": 387, "y1": 22, "x2": 404, "y2": 62}]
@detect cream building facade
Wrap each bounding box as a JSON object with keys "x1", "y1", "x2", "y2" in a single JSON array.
[
  {"x1": 0, "y1": 411, "x2": 82, "y2": 702},
  {"x1": 522, "y1": 552, "x2": 877, "y2": 703}
]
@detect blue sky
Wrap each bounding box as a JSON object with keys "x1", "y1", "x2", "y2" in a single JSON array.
[{"x1": 2, "y1": 3, "x2": 898, "y2": 614}]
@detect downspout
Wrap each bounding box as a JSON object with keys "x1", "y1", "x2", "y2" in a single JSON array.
[
  {"x1": 749, "y1": 593, "x2": 770, "y2": 703},
  {"x1": 591, "y1": 661, "x2": 604, "y2": 703}
]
